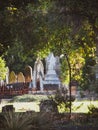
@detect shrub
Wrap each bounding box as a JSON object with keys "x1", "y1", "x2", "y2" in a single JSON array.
[
  {"x1": 48, "y1": 87, "x2": 75, "y2": 113},
  {"x1": 88, "y1": 104, "x2": 98, "y2": 118},
  {"x1": 1, "y1": 111, "x2": 33, "y2": 130}
]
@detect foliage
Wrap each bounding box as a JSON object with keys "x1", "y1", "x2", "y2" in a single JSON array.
[
  {"x1": 48, "y1": 1, "x2": 97, "y2": 90},
  {"x1": 50, "y1": 8, "x2": 95, "y2": 88},
  {"x1": 5, "y1": 39, "x2": 35, "y2": 73},
  {"x1": 1, "y1": 111, "x2": 33, "y2": 130},
  {"x1": 48, "y1": 87, "x2": 75, "y2": 113},
  {"x1": 88, "y1": 104, "x2": 98, "y2": 117},
  {"x1": 0, "y1": 57, "x2": 7, "y2": 80},
  {"x1": 0, "y1": 0, "x2": 52, "y2": 72},
  {"x1": 40, "y1": 99, "x2": 58, "y2": 113},
  {"x1": 87, "y1": 104, "x2": 98, "y2": 125},
  {"x1": 1, "y1": 107, "x2": 98, "y2": 130},
  {"x1": 45, "y1": 1, "x2": 96, "y2": 88},
  {"x1": 0, "y1": 0, "x2": 98, "y2": 91},
  {"x1": 0, "y1": 0, "x2": 51, "y2": 55},
  {"x1": 30, "y1": 112, "x2": 54, "y2": 130},
  {"x1": 81, "y1": 56, "x2": 96, "y2": 90}
]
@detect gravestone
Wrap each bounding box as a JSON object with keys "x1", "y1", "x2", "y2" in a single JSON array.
[
  {"x1": 2, "y1": 105, "x2": 15, "y2": 112},
  {"x1": 45, "y1": 53, "x2": 61, "y2": 75},
  {"x1": 43, "y1": 53, "x2": 61, "y2": 90},
  {"x1": 0, "y1": 79, "x2": 4, "y2": 86},
  {"x1": 24, "y1": 66, "x2": 33, "y2": 82},
  {"x1": 6, "y1": 67, "x2": 9, "y2": 84},
  {"x1": 33, "y1": 58, "x2": 44, "y2": 91},
  {"x1": 17, "y1": 72, "x2": 25, "y2": 83},
  {"x1": 9, "y1": 71, "x2": 17, "y2": 84}
]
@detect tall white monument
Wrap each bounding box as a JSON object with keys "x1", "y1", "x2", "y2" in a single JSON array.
[
  {"x1": 43, "y1": 53, "x2": 61, "y2": 89},
  {"x1": 6, "y1": 67, "x2": 9, "y2": 84},
  {"x1": 33, "y1": 58, "x2": 44, "y2": 91}
]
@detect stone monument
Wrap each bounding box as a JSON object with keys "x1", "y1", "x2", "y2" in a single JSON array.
[
  {"x1": 24, "y1": 65, "x2": 33, "y2": 82},
  {"x1": 9, "y1": 71, "x2": 17, "y2": 84},
  {"x1": 17, "y1": 72, "x2": 25, "y2": 83},
  {"x1": 6, "y1": 67, "x2": 9, "y2": 84},
  {"x1": 33, "y1": 58, "x2": 44, "y2": 91},
  {"x1": 43, "y1": 53, "x2": 61, "y2": 90}
]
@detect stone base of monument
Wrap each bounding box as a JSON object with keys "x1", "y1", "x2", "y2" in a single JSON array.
[{"x1": 2, "y1": 105, "x2": 15, "y2": 113}]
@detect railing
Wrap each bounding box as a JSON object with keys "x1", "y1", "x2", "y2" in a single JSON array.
[{"x1": 0, "y1": 82, "x2": 30, "y2": 98}]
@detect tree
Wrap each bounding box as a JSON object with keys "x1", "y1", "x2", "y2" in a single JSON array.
[
  {"x1": 44, "y1": 0, "x2": 97, "y2": 90},
  {"x1": 0, "y1": 0, "x2": 51, "y2": 72},
  {"x1": 0, "y1": 57, "x2": 7, "y2": 80},
  {"x1": 52, "y1": 0, "x2": 98, "y2": 55},
  {"x1": 0, "y1": 0, "x2": 97, "y2": 91},
  {"x1": 0, "y1": 0, "x2": 40, "y2": 56}
]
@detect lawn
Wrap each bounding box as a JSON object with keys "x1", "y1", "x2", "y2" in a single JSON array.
[
  {"x1": 0, "y1": 94, "x2": 98, "y2": 113},
  {"x1": 72, "y1": 100, "x2": 98, "y2": 113}
]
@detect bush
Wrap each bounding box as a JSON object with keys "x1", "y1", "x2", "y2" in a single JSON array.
[
  {"x1": 48, "y1": 87, "x2": 75, "y2": 113},
  {"x1": 88, "y1": 104, "x2": 98, "y2": 118},
  {"x1": 1, "y1": 112, "x2": 33, "y2": 130}
]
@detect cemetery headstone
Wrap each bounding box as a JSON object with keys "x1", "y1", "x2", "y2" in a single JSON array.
[
  {"x1": 45, "y1": 53, "x2": 61, "y2": 75},
  {"x1": 33, "y1": 58, "x2": 44, "y2": 91},
  {"x1": 9, "y1": 71, "x2": 17, "y2": 84},
  {"x1": 24, "y1": 66, "x2": 33, "y2": 82},
  {"x1": 43, "y1": 53, "x2": 61, "y2": 90},
  {"x1": 17, "y1": 72, "x2": 25, "y2": 83},
  {"x1": 2, "y1": 105, "x2": 15, "y2": 112},
  {"x1": 6, "y1": 67, "x2": 9, "y2": 84}
]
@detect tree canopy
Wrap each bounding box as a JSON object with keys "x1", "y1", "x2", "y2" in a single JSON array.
[
  {"x1": 0, "y1": 0, "x2": 98, "y2": 91},
  {"x1": 0, "y1": 57, "x2": 7, "y2": 80}
]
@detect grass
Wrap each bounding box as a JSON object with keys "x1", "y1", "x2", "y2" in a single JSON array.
[
  {"x1": 0, "y1": 94, "x2": 98, "y2": 113},
  {"x1": 0, "y1": 94, "x2": 48, "y2": 112},
  {"x1": 12, "y1": 94, "x2": 48, "y2": 102},
  {"x1": 72, "y1": 100, "x2": 98, "y2": 113},
  {"x1": 58, "y1": 100, "x2": 98, "y2": 113}
]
